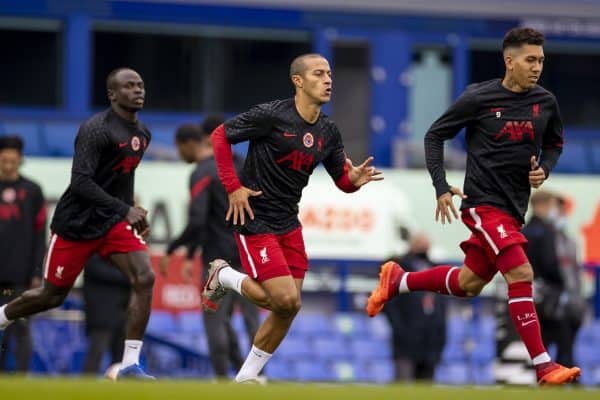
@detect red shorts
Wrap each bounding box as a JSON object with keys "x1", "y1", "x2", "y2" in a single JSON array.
[
  {"x1": 460, "y1": 205, "x2": 528, "y2": 281},
  {"x1": 43, "y1": 221, "x2": 147, "y2": 287},
  {"x1": 234, "y1": 227, "x2": 309, "y2": 282}
]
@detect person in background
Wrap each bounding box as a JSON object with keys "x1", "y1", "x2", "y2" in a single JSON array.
[
  {"x1": 523, "y1": 190, "x2": 573, "y2": 366},
  {"x1": 0, "y1": 135, "x2": 46, "y2": 372},
  {"x1": 550, "y1": 193, "x2": 585, "y2": 366},
  {"x1": 82, "y1": 254, "x2": 131, "y2": 375},
  {"x1": 383, "y1": 233, "x2": 446, "y2": 381},
  {"x1": 160, "y1": 117, "x2": 260, "y2": 378}
]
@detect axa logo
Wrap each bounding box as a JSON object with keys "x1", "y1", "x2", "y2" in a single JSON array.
[
  {"x1": 55, "y1": 266, "x2": 64, "y2": 279},
  {"x1": 260, "y1": 247, "x2": 269, "y2": 264},
  {"x1": 112, "y1": 156, "x2": 142, "y2": 174},
  {"x1": 276, "y1": 150, "x2": 314, "y2": 172},
  {"x1": 494, "y1": 120, "x2": 534, "y2": 142},
  {"x1": 497, "y1": 224, "x2": 508, "y2": 239}
]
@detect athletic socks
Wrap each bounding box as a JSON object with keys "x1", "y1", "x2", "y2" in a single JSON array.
[
  {"x1": 121, "y1": 340, "x2": 143, "y2": 368},
  {"x1": 235, "y1": 345, "x2": 272, "y2": 382},
  {"x1": 218, "y1": 266, "x2": 247, "y2": 295},
  {"x1": 507, "y1": 281, "x2": 550, "y2": 365},
  {"x1": 401, "y1": 265, "x2": 467, "y2": 297}
]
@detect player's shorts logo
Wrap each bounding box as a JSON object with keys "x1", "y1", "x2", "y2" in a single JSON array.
[
  {"x1": 2, "y1": 188, "x2": 16, "y2": 203},
  {"x1": 497, "y1": 224, "x2": 508, "y2": 239},
  {"x1": 260, "y1": 247, "x2": 270, "y2": 264},
  {"x1": 303, "y1": 132, "x2": 314, "y2": 148},
  {"x1": 55, "y1": 266, "x2": 64, "y2": 279},
  {"x1": 131, "y1": 136, "x2": 141, "y2": 151}
]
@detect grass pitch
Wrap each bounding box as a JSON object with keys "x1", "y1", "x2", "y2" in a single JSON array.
[{"x1": 0, "y1": 377, "x2": 597, "y2": 400}]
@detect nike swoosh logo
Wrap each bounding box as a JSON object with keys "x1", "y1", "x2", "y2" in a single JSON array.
[
  {"x1": 521, "y1": 320, "x2": 536, "y2": 327},
  {"x1": 119, "y1": 142, "x2": 128, "y2": 148},
  {"x1": 283, "y1": 132, "x2": 297, "y2": 137}
]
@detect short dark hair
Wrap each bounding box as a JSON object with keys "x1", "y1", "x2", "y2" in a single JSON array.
[
  {"x1": 290, "y1": 53, "x2": 325, "y2": 77},
  {"x1": 0, "y1": 135, "x2": 24, "y2": 153},
  {"x1": 106, "y1": 67, "x2": 133, "y2": 90},
  {"x1": 174, "y1": 124, "x2": 203, "y2": 143},
  {"x1": 502, "y1": 27, "x2": 544, "y2": 51},
  {"x1": 201, "y1": 115, "x2": 225, "y2": 137}
]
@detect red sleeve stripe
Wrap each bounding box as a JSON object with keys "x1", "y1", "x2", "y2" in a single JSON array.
[
  {"x1": 190, "y1": 176, "x2": 211, "y2": 199},
  {"x1": 34, "y1": 203, "x2": 47, "y2": 232},
  {"x1": 211, "y1": 124, "x2": 242, "y2": 194}
]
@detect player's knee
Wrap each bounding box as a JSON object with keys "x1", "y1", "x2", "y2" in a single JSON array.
[
  {"x1": 38, "y1": 289, "x2": 67, "y2": 309},
  {"x1": 131, "y1": 267, "x2": 155, "y2": 291},
  {"x1": 272, "y1": 293, "x2": 301, "y2": 319},
  {"x1": 461, "y1": 281, "x2": 484, "y2": 297},
  {"x1": 504, "y1": 263, "x2": 534, "y2": 283}
]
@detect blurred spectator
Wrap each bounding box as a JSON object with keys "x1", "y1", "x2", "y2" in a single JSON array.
[
  {"x1": 383, "y1": 233, "x2": 446, "y2": 381},
  {"x1": 0, "y1": 135, "x2": 46, "y2": 372},
  {"x1": 551, "y1": 194, "x2": 585, "y2": 365},
  {"x1": 160, "y1": 117, "x2": 259, "y2": 378},
  {"x1": 82, "y1": 254, "x2": 131, "y2": 374},
  {"x1": 523, "y1": 190, "x2": 582, "y2": 366}
]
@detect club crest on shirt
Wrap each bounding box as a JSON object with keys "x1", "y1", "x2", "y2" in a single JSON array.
[
  {"x1": 532, "y1": 103, "x2": 540, "y2": 118},
  {"x1": 2, "y1": 188, "x2": 16, "y2": 203},
  {"x1": 303, "y1": 132, "x2": 314, "y2": 148},
  {"x1": 131, "y1": 136, "x2": 141, "y2": 151}
]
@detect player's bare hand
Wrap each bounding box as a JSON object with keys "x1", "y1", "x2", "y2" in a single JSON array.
[
  {"x1": 435, "y1": 186, "x2": 467, "y2": 225},
  {"x1": 159, "y1": 255, "x2": 171, "y2": 277},
  {"x1": 226, "y1": 186, "x2": 263, "y2": 225},
  {"x1": 347, "y1": 157, "x2": 384, "y2": 188},
  {"x1": 127, "y1": 206, "x2": 149, "y2": 235},
  {"x1": 529, "y1": 155, "x2": 546, "y2": 189},
  {"x1": 181, "y1": 260, "x2": 194, "y2": 283}
]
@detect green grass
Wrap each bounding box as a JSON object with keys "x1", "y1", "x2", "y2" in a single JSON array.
[{"x1": 0, "y1": 377, "x2": 596, "y2": 400}]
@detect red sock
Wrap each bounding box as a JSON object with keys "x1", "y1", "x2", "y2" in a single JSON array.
[
  {"x1": 507, "y1": 281, "x2": 549, "y2": 363},
  {"x1": 405, "y1": 265, "x2": 467, "y2": 297}
]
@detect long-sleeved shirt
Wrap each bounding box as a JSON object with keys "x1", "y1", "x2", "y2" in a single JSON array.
[
  {"x1": 0, "y1": 176, "x2": 46, "y2": 284},
  {"x1": 51, "y1": 108, "x2": 151, "y2": 240},
  {"x1": 212, "y1": 98, "x2": 357, "y2": 235},
  {"x1": 425, "y1": 79, "x2": 563, "y2": 223}
]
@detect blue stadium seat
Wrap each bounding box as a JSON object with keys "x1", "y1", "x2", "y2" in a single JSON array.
[
  {"x1": 333, "y1": 313, "x2": 370, "y2": 337},
  {"x1": 277, "y1": 336, "x2": 314, "y2": 359},
  {"x1": 470, "y1": 340, "x2": 495, "y2": 364},
  {"x1": 44, "y1": 121, "x2": 78, "y2": 156},
  {"x1": 367, "y1": 315, "x2": 391, "y2": 340},
  {"x1": 578, "y1": 365, "x2": 600, "y2": 387},
  {"x1": 350, "y1": 337, "x2": 391, "y2": 361},
  {"x1": 446, "y1": 315, "x2": 469, "y2": 343},
  {"x1": 147, "y1": 311, "x2": 177, "y2": 335},
  {"x1": 178, "y1": 311, "x2": 204, "y2": 334},
  {"x1": 442, "y1": 341, "x2": 468, "y2": 363},
  {"x1": 291, "y1": 312, "x2": 333, "y2": 337},
  {"x1": 332, "y1": 361, "x2": 369, "y2": 382},
  {"x1": 313, "y1": 337, "x2": 351, "y2": 360},
  {"x1": 471, "y1": 316, "x2": 496, "y2": 339},
  {"x1": 266, "y1": 358, "x2": 297, "y2": 380},
  {"x1": 574, "y1": 343, "x2": 600, "y2": 365},
  {"x1": 365, "y1": 360, "x2": 394, "y2": 384},
  {"x1": 295, "y1": 359, "x2": 334, "y2": 381},
  {"x1": 1, "y1": 121, "x2": 46, "y2": 156},
  {"x1": 434, "y1": 362, "x2": 470, "y2": 385},
  {"x1": 470, "y1": 362, "x2": 495, "y2": 385}
]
